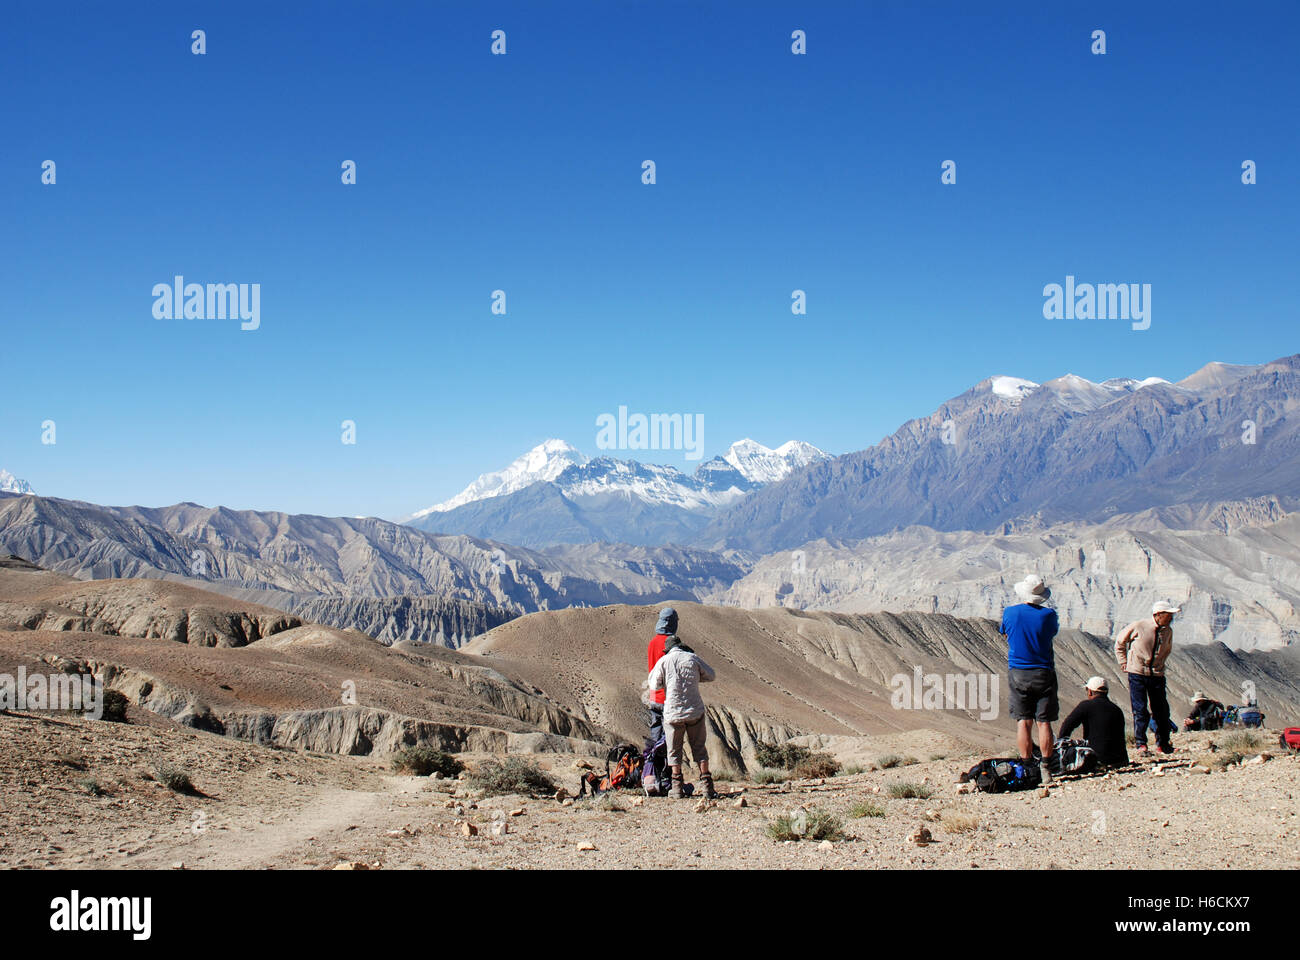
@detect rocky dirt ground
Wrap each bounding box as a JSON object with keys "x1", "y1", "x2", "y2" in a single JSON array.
[{"x1": 2, "y1": 708, "x2": 1295, "y2": 870}]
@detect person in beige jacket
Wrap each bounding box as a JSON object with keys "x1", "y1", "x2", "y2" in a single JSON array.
[{"x1": 1115, "y1": 600, "x2": 1179, "y2": 755}]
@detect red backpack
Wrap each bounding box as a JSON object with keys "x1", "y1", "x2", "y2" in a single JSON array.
[
  {"x1": 1279, "y1": 728, "x2": 1300, "y2": 752},
  {"x1": 577, "y1": 744, "x2": 643, "y2": 797}
]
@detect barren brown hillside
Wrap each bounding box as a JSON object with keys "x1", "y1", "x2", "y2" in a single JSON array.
[
  {"x1": 466, "y1": 603, "x2": 1300, "y2": 768},
  {"x1": 0, "y1": 559, "x2": 608, "y2": 757},
  {"x1": 4, "y1": 558, "x2": 1298, "y2": 775}
]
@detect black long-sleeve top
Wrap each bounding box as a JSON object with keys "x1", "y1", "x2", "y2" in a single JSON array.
[{"x1": 1058, "y1": 693, "x2": 1129, "y2": 766}]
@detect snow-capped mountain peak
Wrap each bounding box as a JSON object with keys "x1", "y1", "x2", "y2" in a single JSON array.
[
  {"x1": 409, "y1": 439, "x2": 588, "y2": 517},
  {"x1": 990, "y1": 376, "x2": 1039, "y2": 402},
  {"x1": 1100, "y1": 376, "x2": 1172, "y2": 391},
  {"x1": 0, "y1": 470, "x2": 34, "y2": 495},
  {"x1": 402, "y1": 436, "x2": 830, "y2": 535},
  {"x1": 991, "y1": 372, "x2": 1176, "y2": 413},
  {"x1": 722, "y1": 438, "x2": 829, "y2": 484}
]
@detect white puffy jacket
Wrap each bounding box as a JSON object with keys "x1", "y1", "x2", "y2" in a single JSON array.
[{"x1": 648, "y1": 646, "x2": 716, "y2": 724}]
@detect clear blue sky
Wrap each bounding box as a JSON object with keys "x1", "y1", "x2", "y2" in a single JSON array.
[{"x1": 3, "y1": 1, "x2": 1297, "y2": 518}]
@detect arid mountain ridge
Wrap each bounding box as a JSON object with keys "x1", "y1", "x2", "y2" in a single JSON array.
[
  {"x1": 714, "y1": 498, "x2": 1300, "y2": 651},
  {"x1": 0, "y1": 493, "x2": 748, "y2": 647},
  {"x1": 4, "y1": 559, "x2": 1298, "y2": 773}
]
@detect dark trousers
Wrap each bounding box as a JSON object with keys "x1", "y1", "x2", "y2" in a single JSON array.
[
  {"x1": 1128, "y1": 673, "x2": 1172, "y2": 748},
  {"x1": 648, "y1": 705, "x2": 664, "y2": 745}
]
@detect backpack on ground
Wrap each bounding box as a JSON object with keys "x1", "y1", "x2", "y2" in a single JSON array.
[
  {"x1": 1279, "y1": 727, "x2": 1300, "y2": 752},
  {"x1": 641, "y1": 736, "x2": 670, "y2": 796},
  {"x1": 1052, "y1": 737, "x2": 1099, "y2": 775},
  {"x1": 578, "y1": 743, "x2": 643, "y2": 797},
  {"x1": 961, "y1": 757, "x2": 1042, "y2": 794},
  {"x1": 1239, "y1": 706, "x2": 1265, "y2": 728},
  {"x1": 640, "y1": 735, "x2": 693, "y2": 797}
]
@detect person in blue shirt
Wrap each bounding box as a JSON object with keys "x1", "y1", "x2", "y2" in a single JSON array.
[{"x1": 1000, "y1": 574, "x2": 1060, "y2": 782}]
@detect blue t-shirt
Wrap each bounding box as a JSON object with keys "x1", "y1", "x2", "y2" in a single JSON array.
[{"x1": 1001, "y1": 603, "x2": 1058, "y2": 670}]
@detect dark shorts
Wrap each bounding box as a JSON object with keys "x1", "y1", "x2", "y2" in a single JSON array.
[{"x1": 1008, "y1": 667, "x2": 1059, "y2": 722}]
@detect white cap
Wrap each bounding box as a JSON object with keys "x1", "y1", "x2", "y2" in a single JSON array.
[
  {"x1": 1152, "y1": 600, "x2": 1181, "y2": 615},
  {"x1": 1085, "y1": 676, "x2": 1109, "y2": 693}
]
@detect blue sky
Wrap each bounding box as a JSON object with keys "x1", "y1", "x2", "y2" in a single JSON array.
[{"x1": 2, "y1": 1, "x2": 1297, "y2": 518}]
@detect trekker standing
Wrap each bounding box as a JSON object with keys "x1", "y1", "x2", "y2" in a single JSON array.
[
  {"x1": 648, "y1": 634, "x2": 717, "y2": 799},
  {"x1": 1058, "y1": 676, "x2": 1129, "y2": 768},
  {"x1": 1000, "y1": 574, "x2": 1060, "y2": 782},
  {"x1": 646, "y1": 607, "x2": 677, "y2": 744},
  {"x1": 1115, "y1": 600, "x2": 1179, "y2": 755}
]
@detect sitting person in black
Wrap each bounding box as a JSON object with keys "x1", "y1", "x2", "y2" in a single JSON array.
[
  {"x1": 1183, "y1": 692, "x2": 1223, "y2": 731},
  {"x1": 1058, "y1": 676, "x2": 1129, "y2": 767}
]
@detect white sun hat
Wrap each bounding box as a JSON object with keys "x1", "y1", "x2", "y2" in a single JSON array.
[
  {"x1": 1085, "y1": 676, "x2": 1109, "y2": 693},
  {"x1": 1014, "y1": 573, "x2": 1051, "y2": 605},
  {"x1": 1151, "y1": 600, "x2": 1182, "y2": 615}
]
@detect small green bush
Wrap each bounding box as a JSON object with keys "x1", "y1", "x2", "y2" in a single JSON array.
[
  {"x1": 153, "y1": 763, "x2": 195, "y2": 794},
  {"x1": 753, "y1": 768, "x2": 787, "y2": 785},
  {"x1": 754, "y1": 742, "x2": 812, "y2": 771},
  {"x1": 78, "y1": 777, "x2": 107, "y2": 797},
  {"x1": 793, "y1": 753, "x2": 842, "y2": 779},
  {"x1": 886, "y1": 780, "x2": 933, "y2": 799},
  {"x1": 940, "y1": 810, "x2": 979, "y2": 832},
  {"x1": 877, "y1": 754, "x2": 904, "y2": 769},
  {"x1": 595, "y1": 793, "x2": 627, "y2": 812},
  {"x1": 766, "y1": 808, "x2": 845, "y2": 842},
  {"x1": 1218, "y1": 730, "x2": 1262, "y2": 753},
  {"x1": 100, "y1": 689, "x2": 129, "y2": 723},
  {"x1": 468, "y1": 757, "x2": 556, "y2": 797},
  {"x1": 55, "y1": 750, "x2": 88, "y2": 771},
  {"x1": 392, "y1": 746, "x2": 463, "y2": 778},
  {"x1": 1201, "y1": 730, "x2": 1265, "y2": 768},
  {"x1": 838, "y1": 764, "x2": 865, "y2": 777},
  {"x1": 848, "y1": 800, "x2": 886, "y2": 819}
]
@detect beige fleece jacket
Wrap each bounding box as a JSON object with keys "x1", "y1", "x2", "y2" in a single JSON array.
[{"x1": 1115, "y1": 617, "x2": 1173, "y2": 677}]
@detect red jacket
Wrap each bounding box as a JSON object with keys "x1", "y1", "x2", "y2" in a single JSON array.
[{"x1": 647, "y1": 634, "x2": 668, "y2": 705}]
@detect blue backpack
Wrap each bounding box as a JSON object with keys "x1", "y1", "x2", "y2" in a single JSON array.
[
  {"x1": 963, "y1": 757, "x2": 1043, "y2": 793},
  {"x1": 1239, "y1": 707, "x2": 1265, "y2": 728}
]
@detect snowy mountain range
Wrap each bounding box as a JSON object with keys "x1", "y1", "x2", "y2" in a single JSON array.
[
  {"x1": 2, "y1": 357, "x2": 1295, "y2": 652},
  {"x1": 698, "y1": 357, "x2": 1298, "y2": 553},
  {"x1": 0, "y1": 470, "x2": 34, "y2": 496},
  {"x1": 986, "y1": 364, "x2": 1254, "y2": 410},
  {"x1": 404, "y1": 438, "x2": 830, "y2": 547}
]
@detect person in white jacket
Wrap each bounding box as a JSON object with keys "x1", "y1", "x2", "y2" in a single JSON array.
[{"x1": 648, "y1": 635, "x2": 717, "y2": 799}]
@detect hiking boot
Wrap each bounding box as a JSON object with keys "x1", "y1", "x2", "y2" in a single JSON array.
[
  {"x1": 700, "y1": 773, "x2": 718, "y2": 800},
  {"x1": 668, "y1": 775, "x2": 685, "y2": 800},
  {"x1": 1135, "y1": 743, "x2": 1149, "y2": 756},
  {"x1": 1038, "y1": 759, "x2": 1053, "y2": 785},
  {"x1": 1157, "y1": 743, "x2": 1175, "y2": 755}
]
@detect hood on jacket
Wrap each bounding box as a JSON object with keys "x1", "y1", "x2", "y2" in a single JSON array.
[
  {"x1": 663, "y1": 634, "x2": 693, "y2": 654},
  {"x1": 655, "y1": 607, "x2": 678, "y2": 635}
]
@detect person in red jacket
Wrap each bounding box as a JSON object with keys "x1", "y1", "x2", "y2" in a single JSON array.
[{"x1": 646, "y1": 607, "x2": 677, "y2": 743}]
